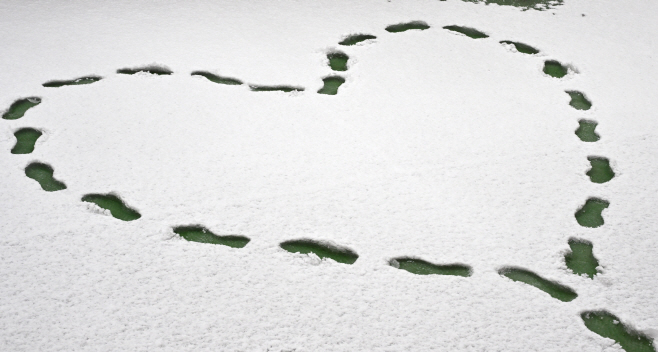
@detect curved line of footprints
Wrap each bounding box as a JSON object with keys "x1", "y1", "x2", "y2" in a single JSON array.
[{"x1": 3, "y1": 20, "x2": 654, "y2": 352}]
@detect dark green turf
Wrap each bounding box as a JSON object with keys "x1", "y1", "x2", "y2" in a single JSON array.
[
  {"x1": 173, "y1": 226, "x2": 250, "y2": 248},
  {"x1": 327, "y1": 52, "x2": 349, "y2": 71},
  {"x1": 2, "y1": 97, "x2": 41, "y2": 120},
  {"x1": 566, "y1": 91, "x2": 592, "y2": 110},
  {"x1": 81, "y1": 193, "x2": 141, "y2": 221},
  {"x1": 392, "y1": 258, "x2": 472, "y2": 277},
  {"x1": 576, "y1": 120, "x2": 600, "y2": 142},
  {"x1": 443, "y1": 25, "x2": 489, "y2": 39},
  {"x1": 11, "y1": 128, "x2": 42, "y2": 154},
  {"x1": 280, "y1": 239, "x2": 358, "y2": 264},
  {"x1": 191, "y1": 71, "x2": 243, "y2": 85},
  {"x1": 565, "y1": 239, "x2": 599, "y2": 278},
  {"x1": 500, "y1": 40, "x2": 539, "y2": 54},
  {"x1": 249, "y1": 85, "x2": 304, "y2": 92},
  {"x1": 339, "y1": 34, "x2": 376, "y2": 46},
  {"x1": 575, "y1": 198, "x2": 609, "y2": 228},
  {"x1": 499, "y1": 267, "x2": 577, "y2": 302},
  {"x1": 461, "y1": 0, "x2": 564, "y2": 11},
  {"x1": 543, "y1": 60, "x2": 568, "y2": 78},
  {"x1": 117, "y1": 66, "x2": 172, "y2": 75},
  {"x1": 386, "y1": 21, "x2": 430, "y2": 33},
  {"x1": 582, "y1": 311, "x2": 656, "y2": 352},
  {"x1": 43, "y1": 76, "x2": 102, "y2": 87},
  {"x1": 317, "y1": 76, "x2": 345, "y2": 95},
  {"x1": 25, "y1": 162, "x2": 66, "y2": 192},
  {"x1": 587, "y1": 157, "x2": 615, "y2": 184}
]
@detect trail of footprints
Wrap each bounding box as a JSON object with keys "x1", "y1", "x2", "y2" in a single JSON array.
[{"x1": 3, "y1": 20, "x2": 654, "y2": 352}]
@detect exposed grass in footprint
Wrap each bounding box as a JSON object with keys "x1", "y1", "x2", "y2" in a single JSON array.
[
  {"x1": 327, "y1": 52, "x2": 349, "y2": 71},
  {"x1": 565, "y1": 238, "x2": 599, "y2": 278},
  {"x1": 500, "y1": 40, "x2": 539, "y2": 54},
  {"x1": 587, "y1": 157, "x2": 615, "y2": 184},
  {"x1": 461, "y1": 0, "x2": 564, "y2": 11},
  {"x1": 339, "y1": 34, "x2": 376, "y2": 46},
  {"x1": 386, "y1": 21, "x2": 430, "y2": 33},
  {"x1": 576, "y1": 120, "x2": 600, "y2": 142},
  {"x1": 575, "y1": 198, "x2": 609, "y2": 228},
  {"x1": 317, "y1": 76, "x2": 345, "y2": 95},
  {"x1": 443, "y1": 25, "x2": 489, "y2": 39},
  {"x1": 42, "y1": 76, "x2": 102, "y2": 88},
  {"x1": 191, "y1": 71, "x2": 243, "y2": 85},
  {"x1": 25, "y1": 162, "x2": 66, "y2": 192},
  {"x1": 2, "y1": 97, "x2": 41, "y2": 120},
  {"x1": 249, "y1": 85, "x2": 304, "y2": 93},
  {"x1": 173, "y1": 226, "x2": 250, "y2": 248},
  {"x1": 117, "y1": 66, "x2": 172, "y2": 75},
  {"x1": 11, "y1": 128, "x2": 42, "y2": 154},
  {"x1": 81, "y1": 193, "x2": 141, "y2": 221},
  {"x1": 280, "y1": 239, "x2": 358, "y2": 264},
  {"x1": 499, "y1": 267, "x2": 577, "y2": 302},
  {"x1": 566, "y1": 91, "x2": 592, "y2": 110},
  {"x1": 582, "y1": 311, "x2": 656, "y2": 352},
  {"x1": 390, "y1": 258, "x2": 472, "y2": 277},
  {"x1": 543, "y1": 60, "x2": 569, "y2": 78}
]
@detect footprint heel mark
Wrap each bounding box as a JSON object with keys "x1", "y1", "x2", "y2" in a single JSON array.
[
  {"x1": 581, "y1": 310, "x2": 656, "y2": 352},
  {"x1": 543, "y1": 60, "x2": 569, "y2": 78},
  {"x1": 81, "y1": 193, "x2": 141, "y2": 221},
  {"x1": 317, "y1": 76, "x2": 346, "y2": 95},
  {"x1": 117, "y1": 66, "x2": 173, "y2": 75},
  {"x1": 390, "y1": 257, "x2": 472, "y2": 277},
  {"x1": 191, "y1": 71, "x2": 243, "y2": 85},
  {"x1": 11, "y1": 128, "x2": 43, "y2": 154},
  {"x1": 566, "y1": 90, "x2": 592, "y2": 110},
  {"x1": 385, "y1": 21, "x2": 430, "y2": 33},
  {"x1": 2, "y1": 97, "x2": 41, "y2": 120},
  {"x1": 565, "y1": 238, "x2": 599, "y2": 278},
  {"x1": 575, "y1": 197, "x2": 609, "y2": 228},
  {"x1": 443, "y1": 25, "x2": 489, "y2": 39},
  {"x1": 25, "y1": 162, "x2": 66, "y2": 192},
  {"x1": 339, "y1": 34, "x2": 376, "y2": 46},
  {"x1": 327, "y1": 52, "x2": 349, "y2": 72},
  {"x1": 173, "y1": 226, "x2": 250, "y2": 248},
  {"x1": 576, "y1": 119, "x2": 600, "y2": 142},
  {"x1": 42, "y1": 76, "x2": 102, "y2": 88},
  {"x1": 500, "y1": 40, "x2": 539, "y2": 54},
  {"x1": 249, "y1": 85, "x2": 305, "y2": 93},
  {"x1": 280, "y1": 239, "x2": 358, "y2": 264},
  {"x1": 587, "y1": 156, "x2": 615, "y2": 184},
  {"x1": 498, "y1": 267, "x2": 578, "y2": 302}
]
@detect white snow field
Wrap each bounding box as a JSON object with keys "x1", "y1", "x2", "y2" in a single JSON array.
[{"x1": 1, "y1": 0, "x2": 657, "y2": 351}]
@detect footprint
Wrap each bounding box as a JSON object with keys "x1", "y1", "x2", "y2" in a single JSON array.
[
  {"x1": 317, "y1": 76, "x2": 345, "y2": 95},
  {"x1": 390, "y1": 257, "x2": 472, "y2": 277},
  {"x1": 543, "y1": 60, "x2": 569, "y2": 78},
  {"x1": 25, "y1": 162, "x2": 66, "y2": 192},
  {"x1": 499, "y1": 267, "x2": 578, "y2": 302},
  {"x1": 280, "y1": 239, "x2": 358, "y2": 264},
  {"x1": 443, "y1": 25, "x2": 489, "y2": 39},
  {"x1": 81, "y1": 193, "x2": 141, "y2": 221},
  {"x1": 575, "y1": 119, "x2": 600, "y2": 142},
  {"x1": 587, "y1": 156, "x2": 615, "y2": 184},
  {"x1": 565, "y1": 238, "x2": 599, "y2": 278},
  {"x1": 581, "y1": 310, "x2": 656, "y2": 352},
  {"x1": 173, "y1": 226, "x2": 250, "y2": 248},
  {"x1": 249, "y1": 85, "x2": 305, "y2": 92},
  {"x1": 327, "y1": 52, "x2": 349, "y2": 71},
  {"x1": 500, "y1": 40, "x2": 539, "y2": 54},
  {"x1": 42, "y1": 76, "x2": 102, "y2": 88},
  {"x1": 2, "y1": 97, "x2": 41, "y2": 120},
  {"x1": 191, "y1": 71, "x2": 243, "y2": 85},
  {"x1": 566, "y1": 90, "x2": 592, "y2": 110},
  {"x1": 11, "y1": 128, "x2": 42, "y2": 154},
  {"x1": 117, "y1": 66, "x2": 172, "y2": 75},
  {"x1": 386, "y1": 21, "x2": 430, "y2": 33},
  {"x1": 575, "y1": 198, "x2": 609, "y2": 228},
  {"x1": 339, "y1": 34, "x2": 376, "y2": 46}
]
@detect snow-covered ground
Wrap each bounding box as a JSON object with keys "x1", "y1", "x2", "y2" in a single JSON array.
[{"x1": 1, "y1": 0, "x2": 657, "y2": 350}]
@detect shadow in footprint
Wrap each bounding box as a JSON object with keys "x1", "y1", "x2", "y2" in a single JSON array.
[
  {"x1": 191, "y1": 71, "x2": 243, "y2": 85},
  {"x1": 2, "y1": 97, "x2": 41, "y2": 120},
  {"x1": 173, "y1": 226, "x2": 250, "y2": 248},
  {"x1": 117, "y1": 66, "x2": 172, "y2": 75},
  {"x1": 500, "y1": 40, "x2": 539, "y2": 54},
  {"x1": 317, "y1": 76, "x2": 345, "y2": 95},
  {"x1": 576, "y1": 120, "x2": 600, "y2": 142},
  {"x1": 390, "y1": 257, "x2": 472, "y2": 277},
  {"x1": 11, "y1": 128, "x2": 42, "y2": 154},
  {"x1": 327, "y1": 52, "x2": 349, "y2": 71},
  {"x1": 443, "y1": 25, "x2": 489, "y2": 39},
  {"x1": 499, "y1": 267, "x2": 577, "y2": 302},
  {"x1": 575, "y1": 198, "x2": 609, "y2": 228},
  {"x1": 82, "y1": 193, "x2": 141, "y2": 221},
  {"x1": 386, "y1": 21, "x2": 430, "y2": 33},
  {"x1": 587, "y1": 156, "x2": 615, "y2": 184},
  {"x1": 339, "y1": 34, "x2": 376, "y2": 46},
  {"x1": 25, "y1": 162, "x2": 66, "y2": 192},
  {"x1": 43, "y1": 76, "x2": 102, "y2": 88},
  {"x1": 280, "y1": 239, "x2": 358, "y2": 264},
  {"x1": 566, "y1": 91, "x2": 592, "y2": 110},
  {"x1": 543, "y1": 60, "x2": 569, "y2": 78},
  {"x1": 582, "y1": 310, "x2": 656, "y2": 352},
  {"x1": 565, "y1": 238, "x2": 599, "y2": 278},
  {"x1": 249, "y1": 85, "x2": 304, "y2": 93}
]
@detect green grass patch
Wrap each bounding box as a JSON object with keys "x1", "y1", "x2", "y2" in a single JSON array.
[
  {"x1": 566, "y1": 91, "x2": 592, "y2": 110},
  {"x1": 443, "y1": 25, "x2": 489, "y2": 39},
  {"x1": 43, "y1": 76, "x2": 102, "y2": 87},
  {"x1": 499, "y1": 267, "x2": 577, "y2": 302},
  {"x1": 565, "y1": 238, "x2": 599, "y2": 278},
  {"x1": 2, "y1": 97, "x2": 41, "y2": 120},
  {"x1": 173, "y1": 226, "x2": 250, "y2": 248},
  {"x1": 11, "y1": 128, "x2": 42, "y2": 154},
  {"x1": 249, "y1": 85, "x2": 304, "y2": 92},
  {"x1": 587, "y1": 156, "x2": 615, "y2": 184},
  {"x1": 191, "y1": 71, "x2": 243, "y2": 85},
  {"x1": 582, "y1": 311, "x2": 656, "y2": 352},
  {"x1": 386, "y1": 21, "x2": 430, "y2": 33},
  {"x1": 460, "y1": 0, "x2": 564, "y2": 11},
  {"x1": 391, "y1": 258, "x2": 472, "y2": 277},
  {"x1": 82, "y1": 193, "x2": 141, "y2": 221},
  {"x1": 339, "y1": 34, "x2": 376, "y2": 46},
  {"x1": 317, "y1": 76, "x2": 345, "y2": 95},
  {"x1": 575, "y1": 198, "x2": 609, "y2": 228},
  {"x1": 576, "y1": 120, "x2": 600, "y2": 142},
  {"x1": 25, "y1": 162, "x2": 66, "y2": 192},
  {"x1": 500, "y1": 40, "x2": 539, "y2": 54},
  {"x1": 117, "y1": 66, "x2": 172, "y2": 75},
  {"x1": 327, "y1": 52, "x2": 349, "y2": 71},
  {"x1": 543, "y1": 60, "x2": 568, "y2": 78},
  {"x1": 280, "y1": 239, "x2": 358, "y2": 264}
]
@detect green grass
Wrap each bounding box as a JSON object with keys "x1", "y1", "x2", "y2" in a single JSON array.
[
  {"x1": 443, "y1": 25, "x2": 489, "y2": 39},
  {"x1": 565, "y1": 239, "x2": 599, "y2": 278},
  {"x1": 117, "y1": 66, "x2": 172, "y2": 75},
  {"x1": 566, "y1": 91, "x2": 592, "y2": 110},
  {"x1": 543, "y1": 60, "x2": 568, "y2": 78},
  {"x1": 386, "y1": 21, "x2": 430, "y2": 33},
  {"x1": 82, "y1": 193, "x2": 141, "y2": 221},
  {"x1": 575, "y1": 198, "x2": 609, "y2": 228},
  {"x1": 43, "y1": 76, "x2": 102, "y2": 87},
  {"x1": 339, "y1": 34, "x2": 376, "y2": 46},
  {"x1": 191, "y1": 71, "x2": 243, "y2": 85},
  {"x1": 499, "y1": 267, "x2": 577, "y2": 302},
  {"x1": 173, "y1": 226, "x2": 250, "y2": 248},
  {"x1": 249, "y1": 85, "x2": 304, "y2": 92},
  {"x1": 587, "y1": 157, "x2": 615, "y2": 184},
  {"x1": 25, "y1": 162, "x2": 66, "y2": 192},
  {"x1": 392, "y1": 258, "x2": 472, "y2": 277},
  {"x1": 327, "y1": 52, "x2": 349, "y2": 71},
  {"x1": 280, "y1": 239, "x2": 358, "y2": 264},
  {"x1": 460, "y1": 0, "x2": 564, "y2": 11},
  {"x1": 575, "y1": 120, "x2": 600, "y2": 142},
  {"x1": 317, "y1": 76, "x2": 345, "y2": 95},
  {"x1": 582, "y1": 311, "x2": 656, "y2": 352},
  {"x1": 11, "y1": 128, "x2": 42, "y2": 154},
  {"x1": 500, "y1": 40, "x2": 539, "y2": 54},
  {"x1": 2, "y1": 97, "x2": 41, "y2": 120}
]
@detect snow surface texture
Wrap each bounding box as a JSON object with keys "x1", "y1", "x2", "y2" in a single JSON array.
[{"x1": 1, "y1": 0, "x2": 657, "y2": 351}]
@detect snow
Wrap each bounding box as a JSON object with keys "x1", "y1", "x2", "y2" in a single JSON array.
[{"x1": 1, "y1": 0, "x2": 657, "y2": 350}]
